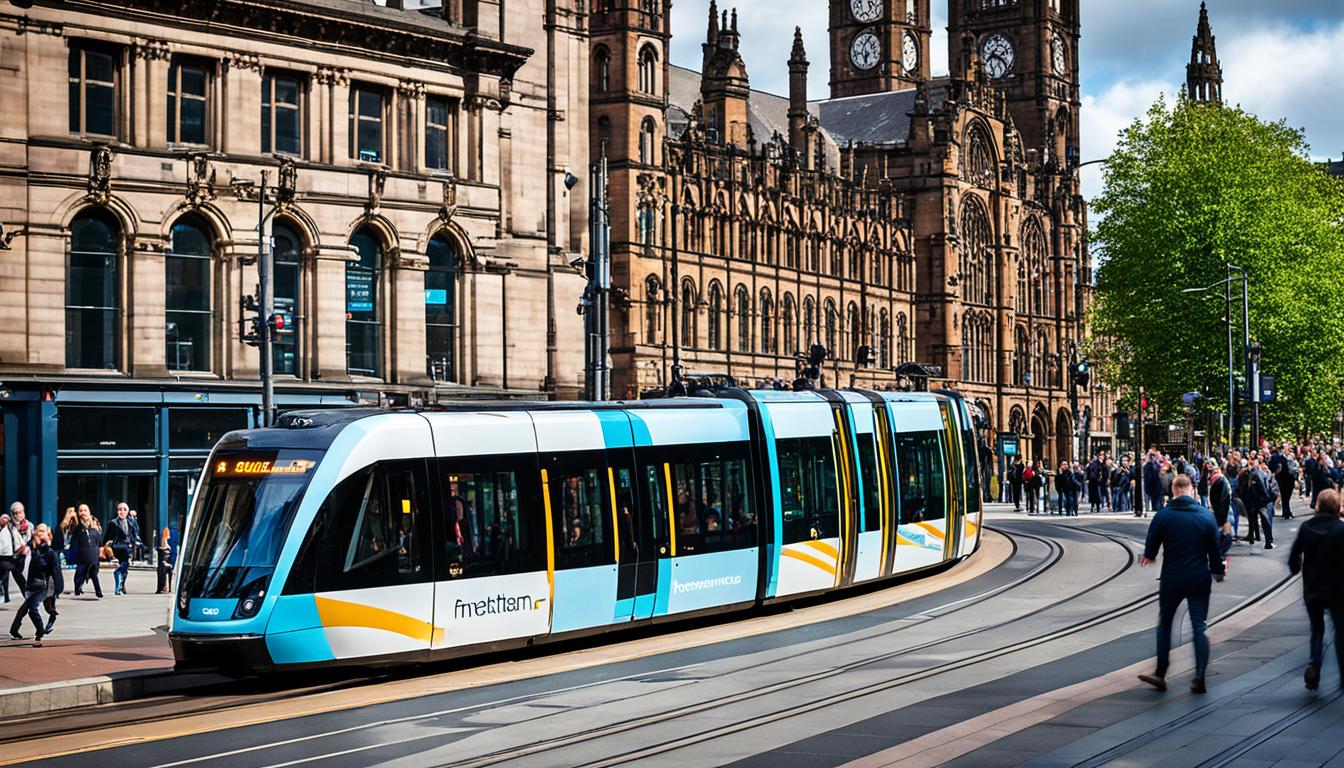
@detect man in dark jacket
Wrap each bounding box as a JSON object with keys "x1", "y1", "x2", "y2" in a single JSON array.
[
  {"x1": 1139, "y1": 473, "x2": 1225, "y2": 694},
  {"x1": 1142, "y1": 451, "x2": 1164, "y2": 515},
  {"x1": 1288, "y1": 489, "x2": 1344, "y2": 691},
  {"x1": 9, "y1": 524, "x2": 56, "y2": 645},
  {"x1": 1206, "y1": 461, "x2": 1233, "y2": 564},
  {"x1": 1008, "y1": 458, "x2": 1024, "y2": 512}
]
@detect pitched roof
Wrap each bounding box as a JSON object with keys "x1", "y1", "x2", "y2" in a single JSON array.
[{"x1": 813, "y1": 81, "x2": 949, "y2": 145}]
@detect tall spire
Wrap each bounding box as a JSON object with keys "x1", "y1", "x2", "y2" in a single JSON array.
[
  {"x1": 1186, "y1": 2, "x2": 1223, "y2": 105},
  {"x1": 788, "y1": 27, "x2": 811, "y2": 164}
]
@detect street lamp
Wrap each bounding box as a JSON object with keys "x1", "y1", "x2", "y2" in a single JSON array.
[{"x1": 1182, "y1": 263, "x2": 1253, "y2": 449}]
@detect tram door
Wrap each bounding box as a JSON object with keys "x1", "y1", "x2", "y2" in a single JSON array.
[{"x1": 607, "y1": 415, "x2": 663, "y2": 623}]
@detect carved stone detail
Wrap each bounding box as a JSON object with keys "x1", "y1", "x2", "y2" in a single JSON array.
[
  {"x1": 186, "y1": 153, "x2": 216, "y2": 207},
  {"x1": 132, "y1": 37, "x2": 170, "y2": 61},
  {"x1": 439, "y1": 175, "x2": 459, "y2": 221},
  {"x1": 221, "y1": 52, "x2": 262, "y2": 73},
  {"x1": 276, "y1": 157, "x2": 298, "y2": 207},
  {"x1": 88, "y1": 145, "x2": 112, "y2": 204},
  {"x1": 315, "y1": 66, "x2": 349, "y2": 86},
  {"x1": 367, "y1": 166, "x2": 388, "y2": 211}
]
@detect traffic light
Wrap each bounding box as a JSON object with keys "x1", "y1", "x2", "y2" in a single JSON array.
[
  {"x1": 1139, "y1": 393, "x2": 1150, "y2": 412},
  {"x1": 239, "y1": 293, "x2": 262, "y2": 347}
]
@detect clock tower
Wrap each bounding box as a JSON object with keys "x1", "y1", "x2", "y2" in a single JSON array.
[
  {"x1": 947, "y1": 0, "x2": 1081, "y2": 160},
  {"x1": 829, "y1": 0, "x2": 930, "y2": 99}
]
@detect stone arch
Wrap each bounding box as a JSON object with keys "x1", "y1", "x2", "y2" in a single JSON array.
[
  {"x1": 345, "y1": 212, "x2": 399, "y2": 254},
  {"x1": 159, "y1": 200, "x2": 233, "y2": 244}
]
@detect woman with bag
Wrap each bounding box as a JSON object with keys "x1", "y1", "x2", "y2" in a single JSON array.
[
  {"x1": 9, "y1": 524, "x2": 57, "y2": 645},
  {"x1": 71, "y1": 505, "x2": 104, "y2": 598}
]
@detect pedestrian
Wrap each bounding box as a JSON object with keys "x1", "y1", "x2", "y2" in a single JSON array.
[
  {"x1": 1206, "y1": 460, "x2": 1233, "y2": 566},
  {"x1": 129, "y1": 509, "x2": 143, "y2": 562},
  {"x1": 8, "y1": 524, "x2": 57, "y2": 645},
  {"x1": 104, "y1": 502, "x2": 138, "y2": 595},
  {"x1": 1024, "y1": 461, "x2": 1040, "y2": 515},
  {"x1": 72, "y1": 504, "x2": 104, "y2": 598},
  {"x1": 1087, "y1": 453, "x2": 1105, "y2": 514},
  {"x1": 1142, "y1": 451, "x2": 1163, "y2": 515},
  {"x1": 1279, "y1": 448, "x2": 1299, "y2": 519},
  {"x1": 0, "y1": 512, "x2": 26, "y2": 603},
  {"x1": 1138, "y1": 473, "x2": 1225, "y2": 694},
  {"x1": 59, "y1": 506, "x2": 77, "y2": 583},
  {"x1": 43, "y1": 511, "x2": 66, "y2": 628},
  {"x1": 1250, "y1": 458, "x2": 1276, "y2": 550},
  {"x1": 1287, "y1": 488, "x2": 1344, "y2": 691},
  {"x1": 9, "y1": 502, "x2": 31, "y2": 574},
  {"x1": 155, "y1": 527, "x2": 175, "y2": 594},
  {"x1": 1009, "y1": 458, "x2": 1024, "y2": 513},
  {"x1": 1056, "y1": 461, "x2": 1077, "y2": 516}
]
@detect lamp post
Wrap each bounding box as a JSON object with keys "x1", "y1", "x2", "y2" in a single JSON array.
[{"x1": 583, "y1": 157, "x2": 611, "y2": 401}]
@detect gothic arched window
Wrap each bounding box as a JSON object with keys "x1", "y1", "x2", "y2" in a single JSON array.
[
  {"x1": 782, "y1": 293, "x2": 797, "y2": 357},
  {"x1": 847, "y1": 303, "x2": 861, "y2": 361},
  {"x1": 803, "y1": 297, "x2": 816, "y2": 348},
  {"x1": 1014, "y1": 325, "x2": 1030, "y2": 386},
  {"x1": 878, "y1": 310, "x2": 891, "y2": 368},
  {"x1": 964, "y1": 122, "x2": 996, "y2": 188},
  {"x1": 638, "y1": 45, "x2": 658, "y2": 95},
  {"x1": 1034, "y1": 330, "x2": 1051, "y2": 388},
  {"x1": 897, "y1": 312, "x2": 910, "y2": 364},
  {"x1": 760, "y1": 289, "x2": 775, "y2": 354},
  {"x1": 680, "y1": 278, "x2": 698, "y2": 349},
  {"x1": 735, "y1": 285, "x2": 751, "y2": 353},
  {"x1": 165, "y1": 215, "x2": 213, "y2": 372},
  {"x1": 959, "y1": 195, "x2": 994, "y2": 307},
  {"x1": 707, "y1": 281, "x2": 723, "y2": 350},
  {"x1": 639, "y1": 117, "x2": 657, "y2": 165},
  {"x1": 1021, "y1": 219, "x2": 1051, "y2": 317},
  {"x1": 67, "y1": 208, "x2": 122, "y2": 370},
  {"x1": 824, "y1": 299, "x2": 837, "y2": 358},
  {"x1": 594, "y1": 47, "x2": 611, "y2": 93},
  {"x1": 271, "y1": 220, "x2": 304, "y2": 376}
]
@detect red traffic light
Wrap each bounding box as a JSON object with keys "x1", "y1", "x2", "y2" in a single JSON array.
[{"x1": 1140, "y1": 395, "x2": 1149, "y2": 411}]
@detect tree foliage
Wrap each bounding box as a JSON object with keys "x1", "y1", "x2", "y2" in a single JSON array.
[{"x1": 1091, "y1": 95, "x2": 1344, "y2": 439}]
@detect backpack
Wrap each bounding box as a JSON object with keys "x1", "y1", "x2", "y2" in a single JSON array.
[{"x1": 1023, "y1": 465, "x2": 1035, "y2": 483}]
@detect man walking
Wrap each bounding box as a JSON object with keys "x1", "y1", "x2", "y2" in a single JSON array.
[
  {"x1": 1009, "y1": 457, "x2": 1024, "y2": 512},
  {"x1": 1138, "y1": 473, "x2": 1225, "y2": 694},
  {"x1": 103, "y1": 502, "x2": 138, "y2": 595},
  {"x1": 1287, "y1": 489, "x2": 1344, "y2": 691},
  {"x1": 0, "y1": 512, "x2": 25, "y2": 602},
  {"x1": 1142, "y1": 451, "x2": 1164, "y2": 516}
]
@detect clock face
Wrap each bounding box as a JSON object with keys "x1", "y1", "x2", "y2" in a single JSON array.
[
  {"x1": 850, "y1": 0, "x2": 883, "y2": 23},
  {"x1": 851, "y1": 30, "x2": 881, "y2": 71},
  {"x1": 1052, "y1": 33, "x2": 1067, "y2": 74},
  {"x1": 902, "y1": 32, "x2": 918, "y2": 73},
  {"x1": 980, "y1": 33, "x2": 1014, "y2": 79}
]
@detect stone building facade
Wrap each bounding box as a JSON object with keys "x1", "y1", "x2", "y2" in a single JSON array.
[
  {"x1": 0, "y1": 0, "x2": 591, "y2": 532},
  {"x1": 594, "y1": 0, "x2": 1116, "y2": 472}
]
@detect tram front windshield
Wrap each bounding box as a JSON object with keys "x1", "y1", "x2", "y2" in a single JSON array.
[{"x1": 180, "y1": 449, "x2": 322, "y2": 600}]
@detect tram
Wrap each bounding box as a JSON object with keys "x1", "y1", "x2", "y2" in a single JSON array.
[{"x1": 170, "y1": 388, "x2": 983, "y2": 672}]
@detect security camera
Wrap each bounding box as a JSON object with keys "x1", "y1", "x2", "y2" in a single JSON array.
[
  {"x1": 568, "y1": 254, "x2": 585, "y2": 269},
  {"x1": 563, "y1": 170, "x2": 579, "y2": 191}
]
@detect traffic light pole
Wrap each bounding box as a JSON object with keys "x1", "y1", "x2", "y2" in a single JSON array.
[{"x1": 258, "y1": 171, "x2": 275, "y2": 427}]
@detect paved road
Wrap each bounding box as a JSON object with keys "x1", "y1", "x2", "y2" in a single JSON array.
[{"x1": 8, "y1": 511, "x2": 1338, "y2": 767}]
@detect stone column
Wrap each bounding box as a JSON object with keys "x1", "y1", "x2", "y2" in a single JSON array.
[
  {"x1": 221, "y1": 53, "x2": 263, "y2": 156},
  {"x1": 127, "y1": 234, "x2": 169, "y2": 378},
  {"x1": 313, "y1": 244, "x2": 355, "y2": 380},
  {"x1": 390, "y1": 248, "x2": 428, "y2": 386}
]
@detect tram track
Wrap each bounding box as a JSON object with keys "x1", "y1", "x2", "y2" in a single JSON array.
[{"x1": 424, "y1": 524, "x2": 1155, "y2": 768}]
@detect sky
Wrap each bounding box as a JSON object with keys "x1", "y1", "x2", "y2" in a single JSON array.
[{"x1": 667, "y1": 0, "x2": 1344, "y2": 202}]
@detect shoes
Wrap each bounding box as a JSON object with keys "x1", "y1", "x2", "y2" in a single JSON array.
[
  {"x1": 1306, "y1": 665, "x2": 1320, "y2": 691},
  {"x1": 9, "y1": 631, "x2": 22, "y2": 641},
  {"x1": 44, "y1": 616, "x2": 56, "y2": 634},
  {"x1": 1191, "y1": 678, "x2": 1207, "y2": 694},
  {"x1": 1138, "y1": 673, "x2": 1167, "y2": 692},
  {"x1": 32, "y1": 634, "x2": 42, "y2": 647},
  {"x1": 74, "y1": 590, "x2": 82, "y2": 596},
  {"x1": 1266, "y1": 543, "x2": 1276, "y2": 550}
]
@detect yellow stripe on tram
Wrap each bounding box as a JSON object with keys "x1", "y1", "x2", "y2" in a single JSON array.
[
  {"x1": 607, "y1": 466, "x2": 620, "y2": 563},
  {"x1": 540, "y1": 468, "x2": 556, "y2": 625},
  {"x1": 664, "y1": 462, "x2": 677, "y2": 557},
  {"x1": 874, "y1": 410, "x2": 891, "y2": 575},
  {"x1": 782, "y1": 547, "x2": 838, "y2": 575},
  {"x1": 314, "y1": 596, "x2": 446, "y2": 645},
  {"x1": 802, "y1": 539, "x2": 839, "y2": 560}
]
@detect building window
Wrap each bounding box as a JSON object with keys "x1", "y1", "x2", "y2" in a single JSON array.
[
  {"x1": 66, "y1": 209, "x2": 121, "y2": 370},
  {"x1": 594, "y1": 47, "x2": 611, "y2": 92},
  {"x1": 735, "y1": 286, "x2": 751, "y2": 354},
  {"x1": 638, "y1": 46, "x2": 658, "y2": 94},
  {"x1": 68, "y1": 44, "x2": 117, "y2": 137},
  {"x1": 426, "y1": 234, "x2": 458, "y2": 381},
  {"x1": 847, "y1": 303, "x2": 861, "y2": 361},
  {"x1": 707, "y1": 282, "x2": 723, "y2": 351},
  {"x1": 897, "y1": 312, "x2": 910, "y2": 363},
  {"x1": 879, "y1": 310, "x2": 890, "y2": 368},
  {"x1": 824, "y1": 299, "x2": 837, "y2": 357},
  {"x1": 262, "y1": 72, "x2": 303, "y2": 156},
  {"x1": 803, "y1": 297, "x2": 816, "y2": 348},
  {"x1": 167, "y1": 59, "x2": 211, "y2": 146},
  {"x1": 782, "y1": 294, "x2": 796, "y2": 357},
  {"x1": 272, "y1": 222, "x2": 303, "y2": 377},
  {"x1": 760, "y1": 290, "x2": 774, "y2": 355},
  {"x1": 349, "y1": 85, "x2": 385, "y2": 163},
  {"x1": 1022, "y1": 219, "x2": 1051, "y2": 317},
  {"x1": 165, "y1": 216, "x2": 213, "y2": 372},
  {"x1": 347, "y1": 228, "x2": 382, "y2": 377},
  {"x1": 959, "y1": 195, "x2": 994, "y2": 306},
  {"x1": 426, "y1": 96, "x2": 456, "y2": 172},
  {"x1": 639, "y1": 117, "x2": 657, "y2": 165},
  {"x1": 598, "y1": 116, "x2": 612, "y2": 159},
  {"x1": 680, "y1": 279, "x2": 697, "y2": 349}
]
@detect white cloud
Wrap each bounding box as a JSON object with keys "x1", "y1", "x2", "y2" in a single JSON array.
[{"x1": 1079, "y1": 79, "x2": 1175, "y2": 202}]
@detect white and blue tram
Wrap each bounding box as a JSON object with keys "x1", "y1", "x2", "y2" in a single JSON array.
[{"x1": 170, "y1": 388, "x2": 983, "y2": 671}]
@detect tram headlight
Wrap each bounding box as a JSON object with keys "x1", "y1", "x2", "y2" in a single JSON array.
[{"x1": 232, "y1": 577, "x2": 269, "y2": 620}]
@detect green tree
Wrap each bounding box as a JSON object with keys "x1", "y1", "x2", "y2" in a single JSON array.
[{"x1": 1091, "y1": 95, "x2": 1344, "y2": 440}]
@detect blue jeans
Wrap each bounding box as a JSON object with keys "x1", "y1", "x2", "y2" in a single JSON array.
[
  {"x1": 113, "y1": 549, "x2": 130, "y2": 593},
  {"x1": 1156, "y1": 583, "x2": 1211, "y2": 680},
  {"x1": 1307, "y1": 601, "x2": 1344, "y2": 680}
]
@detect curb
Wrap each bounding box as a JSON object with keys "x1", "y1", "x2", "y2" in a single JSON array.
[{"x1": 0, "y1": 668, "x2": 231, "y2": 718}]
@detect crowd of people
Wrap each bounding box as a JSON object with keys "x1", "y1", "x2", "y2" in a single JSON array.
[
  {"x1": 1004, "y1": 442, "x2": 1344, "y2": 546},
  {"x1": 0, "y1": 500, "x2": 177, "y2": 646}
]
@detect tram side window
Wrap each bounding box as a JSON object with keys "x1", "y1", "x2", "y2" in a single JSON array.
[
  {"x1": 442, "y1": 467, "x2": 531, "y2": 579},
  {"x1": 285, "y1": 460, "x2": 429, "y2": 595},
  {"x1": 665, "y1": 445, "x2": 755, "y2": 555},
  {"x1": 776, "y1": 436, "x2": 840, "y2": 544},
  {"x1": 551, "y1": 466, "x2": 612, "y2": 569},
  {"x1": 895, "y1": 431, "x2": 946, "y2": 524},
  {"x1": 857, "y1": 433, "x2": 881, "y2": 533},
  {"x1": 962, "y1": 426, "x2": 981, "y2": 515}
]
